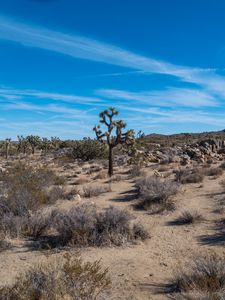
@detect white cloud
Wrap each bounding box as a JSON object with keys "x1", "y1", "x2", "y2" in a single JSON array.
[
  {"x1": 0, "y1": 87, "x2": 104, "y2": 105},
  {"x1": 0, "y1": 16, "x2": 211, "y2": 80},
  {"x1": 98, "y1": 87, "x2": 217, "y2": 107},
  {"x1": 2, "y1": 16, "x2": 225, "y2": 105}
]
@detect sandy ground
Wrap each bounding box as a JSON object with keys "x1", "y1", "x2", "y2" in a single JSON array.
[{"x1": 1, "y1": 159, "x2": 225, "y2": 299}]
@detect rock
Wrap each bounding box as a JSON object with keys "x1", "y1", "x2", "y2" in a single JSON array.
[{"x1": 71, "y1": 194, "x2": 81, "y2": 201}]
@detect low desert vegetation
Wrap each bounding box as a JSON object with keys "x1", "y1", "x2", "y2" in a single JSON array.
[
  {"x1": 172, "y1": 210, "x2": 204, "y2": 225},
  {"x1": 0, "y1": 162, "x2": 65, "y2": 216},
  {"x1": 129, "y1": 164, "x2": 143, "y2": 178},
  {"x1": 73, "y1": 175, "x2": 90, "y2": 185},
  {"x1": 71, "y1": 138, "x2": 107, "y2": 161},
  {"x1": 0, "y1": 252, "x2": 110, "y2": 300},
  {"x1": 175, "y1": 168, "x2": 204, "y2": 184},
  {"x1": 136, "y1": 176, "x2": 179, "y2": 213},
  {"x1": 0, "y1": 237, "x2": 11, "y2": 252},
  {"x1": 168, "y1": 254, "x2": 225, "y2": 300},
  {"x1": 34, "y1": 204, "x2": 148, "y2": 248},
  {"x1": 94, "y1": 170, "x2": 108, "y2": 180},
  {"x1": 205, "y1": 167, "x2": 223, "y2": 177},
  {"x1": 0, "y1": 163, "x2": 66, "y2": 239},
  {"x1": 82, "y1": 184, "x2": 111, "y2": 198}
]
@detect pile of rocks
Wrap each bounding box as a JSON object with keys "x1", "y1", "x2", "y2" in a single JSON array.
[{"x1": 139, "y1": 138, "x2": 225, "y2": 165}]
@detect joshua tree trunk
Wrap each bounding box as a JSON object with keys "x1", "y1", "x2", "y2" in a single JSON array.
[
  {"x1": 108, "y1": 146, "x2": 113, "y2": 177},
  {"x1": 32, "y1": 146, "x2": 35, "y2": 155},
  {"x1": 6, "y1": 145, "x2": 9, "y2": 160}
]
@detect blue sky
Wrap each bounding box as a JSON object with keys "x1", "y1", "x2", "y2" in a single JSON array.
[{"x1": 1, "y1": 0, "x2": 225, "y2": 139}]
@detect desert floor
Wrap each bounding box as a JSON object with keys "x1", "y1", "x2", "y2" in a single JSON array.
[{"x1": 1, "y1": 158, "x2": 225, "y2": 299}]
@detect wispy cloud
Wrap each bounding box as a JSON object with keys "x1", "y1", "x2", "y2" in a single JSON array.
[
  {"x1": 0, "y1": 16, "x2": 210, "y2": 80},
  {"x1": 1, "y1": 16, "x2": 225, "y2": 137},
  {"x1": 97, "y1": 87, "x2": 217, "y2": 107},
  {"x1": 0, "y1": 87, "x2": 104, "y2": 105},
  {"x1": 1, "y1": 16, "x2": 225, "y2": 102}
]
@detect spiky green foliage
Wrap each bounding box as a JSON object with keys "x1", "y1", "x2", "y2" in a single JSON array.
[
  {"x1": 72, "y1": 138, "x2": 107, "y2": 161},
  {"x1": 41, "y1": 138, "x2": 51, "y2": 154},
  {"x1": 17, "y1": 135, "x2": 29, "y2": 154},
  {"x1": 26, "y1": 135, "x2": 41, "y2": 154}
]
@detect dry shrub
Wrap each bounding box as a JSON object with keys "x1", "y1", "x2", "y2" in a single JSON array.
[
  {"x1": 109, "y1": 174, "x2": 123, "y2": 182},
  {"x1": 157, "y1": 165, "x2": 169, "y2": 172},
  {"x1": 175, "y1": 168, "x2": 204, "y2": 184},
  {"x1": 53, "y1": 205, "x2": 148, "y2": 247},
  {"x1": 173, "y1": 210, "x2": 204, "y2": 225},
  {"x1": 0, "y1": 208, "x2": 55, "y2": 239},
  {"x1": 47, "y1": 186, "x2": 67, "y2": 202},
  {"x1": 74, "y1": 176, "x2": 90, "y2": 185},
  {"x1": 205, "y1": 167, "x2": 223, "y2": 177},
  {"x1": 0, "y1": 238, "x2": 11, "y2": 252},
  {"x1": 94, "y1": 170, "x2": 108, "y2": 180},
  {"x1": 136, "y1": 176, "x2": 179, "y2": 213},
  {"x1": 219, "y1": 179, "x2": 225, "y2": 188},
  {"x1": 87, "y1": 165, "x2": 102, "y2": 174},
  {"x1": 22, "y1": 208, "x2": 57, "y2": 239},
  {"x1": 83, "y1": 184, "x2": 111, "y2": 198},
  {"x1": 0, "y1": 162, "x2": 64, "y2": 216},
  {"x1": 0, "y1": 252, "x2": 110, "y2": 300},
  {"x1": 0, "y1": 213, "x2": 26, "y2": 238},
  {"x1": 129, "y1": 165, "x2": 143, "y2": 178},
  {"x1": 168, "y1": 254, "x2": 225, "y2": 300}
]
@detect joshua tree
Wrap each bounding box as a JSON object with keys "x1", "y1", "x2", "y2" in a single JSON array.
[
  {"x1": 27, "y1": 135, "x2": 41, "y2": 155},
  {"x1": 42, "y1": 138, "x2": 51, "y2": 155},
  {"x1": 51, "y1": 136, "x2": 61, "y2": 149},
  {"x1": 93, "y1": 107, "x2": 135, "y2": 176},
  {"x1": 4, "y1": 138, "x2": 11, "y2": 159},
  {"x1": 17, "y1": 135, "x2": 29, "y2": 154}
]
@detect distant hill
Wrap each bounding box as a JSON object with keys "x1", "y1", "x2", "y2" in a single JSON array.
[{"x1": 142, "y1": 130, "x2": 225, "y2": 147}]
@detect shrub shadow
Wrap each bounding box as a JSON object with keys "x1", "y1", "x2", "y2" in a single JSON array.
[{"x1": 198, "y1": 219, "x2": 225, "y2": 246}]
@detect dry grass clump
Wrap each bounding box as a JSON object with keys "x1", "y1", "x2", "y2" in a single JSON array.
[
  {"x1": 0, "y1": 162, "x2": 66, "y2": 239},
  {"x1": 0, "y1": 237, "x2": 11, "y2": 252},
  {"x1": 168, "y1": 254, "x2": 225, "y2": 300},
  {"x1": 94, "y1": 170, "x2": 108, "y2": 180},
  {"x1": 22, "y1": 208, "x2": 57, "y2": 239},
  {"x1": 0, "y1": 252, "x2": 110, "y2": 300},
  {"x1": 83, "y1": 184, "x2": 111, "y2": 198},
  {"x1": 0, "y1": 213, "x2": 25, "y2": 238},
  {"x1": 205, "y1": 167, "x2": 223, "y2": 177},
  {"x1": 136, "y1": 176, "x2": 179, "y2": 213},
  {"x1": 109, "y1": 174, "x2": 123, "y2": 182},
  {"x1": 219, "y1": 179, "x2": 225, "y2": 189},
  {"x1": 172, "y1": 210, "x2": 204, "y2": 225},
  {"x1": 129, "y1": 165, "x2": 143, "y2": 178},
  {"x1": 53, "y1": 205, "x2": 148, "y2": 247},
  {"x1": 86, "y1": 164, "x2": 102, "y2": 174},
  {"x1": 0, "y1": 208, "x2": 55, "y2": 239},
  {"x1": 175, "y1": 168, "x2": 204, "y2": 184},
  {"x1": 73, "y1": 175, "x2": 90, "y2": 185}
]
